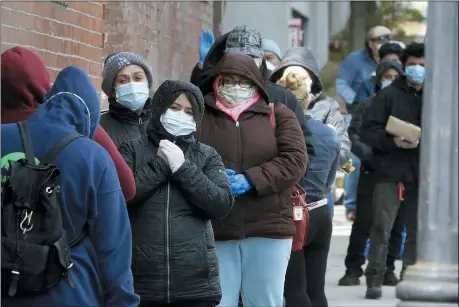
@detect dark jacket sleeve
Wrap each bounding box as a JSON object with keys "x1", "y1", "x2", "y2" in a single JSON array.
[
  {"x1": 190, "y1": 63, "x2": 204, "y2": 86},
  {"x1": 118, "y1": 139, "x2": 170, "y2": 205},
  {"x1": 171, "y1": 145, "x2": 234, "y2": 219},
  {"x1": 348, "y1": 98, "x2": 373, "y2": 163},
  {"x1": 244, "y1": 104, "x2": 308, "y2": 197},
  {"x1": 360, "y1": 91, "x2": 398, "y2": 153},
  {"x1": 93, "y1": 125, "x2": 136, "y2": 201}
]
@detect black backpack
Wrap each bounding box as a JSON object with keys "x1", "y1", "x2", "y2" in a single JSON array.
[{"x1": 1, "y1": 121, "x2": 88, "y2": 297}]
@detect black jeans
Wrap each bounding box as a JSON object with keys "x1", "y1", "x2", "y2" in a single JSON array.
[
  {"x1": 365, "y1": 181, "x2": 418, "y2": 278},
  {"x1": 139, "y1": 300, "x2": 217, "y2": 307},
  {"x1": 284, "y1": 204, "x2": 333, "y2": 307},
  {"x1": 345, "y1": 169, "x2": 405, "y2": 276}
]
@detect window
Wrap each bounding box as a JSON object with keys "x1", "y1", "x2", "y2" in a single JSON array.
[{"x1": 289, "y1": 9, "x2": 308, "y2": 47}]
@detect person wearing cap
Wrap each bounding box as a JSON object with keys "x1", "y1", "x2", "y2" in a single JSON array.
[
  {"x1": 262, "y1": 38, "x2": 282, "y2": 70},
  {"x1": 100, "y1": 52, "x2": 154, "y2": 148},
  {"x1": 335, "y1": 25, "x2": 392, "y2": 221},
  {"x1": 339, "y1": 60, "x2": 405, "y2": 288},
  {"x1": 191, "y1": 25, "x2": 316, "y2": 160},
  {"x1": 353, "y1": 42, "x2": 405, "y2": 106},
  {"x1": 360, "y1": 42, "x2": 425, "y2": 299}
]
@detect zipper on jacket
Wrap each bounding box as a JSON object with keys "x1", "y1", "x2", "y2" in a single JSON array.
[
  {"x1": 235, "y1": 120, "x2": 246, "y2": 238},
  {"x1": 165, "y1": 181, "x2": 171, "y2": 303},
  {"x1": 236, "y1": 121, "x2": 239, "y2": 127},
  {"x1": 139, "y1": 117, "x2": 143, "y2": 125}
]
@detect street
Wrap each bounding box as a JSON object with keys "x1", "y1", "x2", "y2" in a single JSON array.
[{"x1": 327, "y1": 205, "x2": 402, "y2": 306}]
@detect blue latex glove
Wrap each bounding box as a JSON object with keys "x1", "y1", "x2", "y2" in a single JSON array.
[
  {"x1": 225, "y1": 169, "x2": 236, "y2": 177},
  {"x1": 231, "y1": 174, "x2": 252, "y2": 197},
  {"x1": 199, "y1": 29, "x2": 215, "y2": 65}
]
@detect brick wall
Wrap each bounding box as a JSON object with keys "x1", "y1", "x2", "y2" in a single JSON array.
[
  {"x1": 0, "y1": 1, "x2": 105, "y2": 92},
  {"x1": 1, "y1": 1, "x2": 214, "y2": 109}
]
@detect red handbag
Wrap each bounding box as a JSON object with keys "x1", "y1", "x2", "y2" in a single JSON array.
[{"x1": 291, "y1": 184, "x2": 309, "y2": 251}]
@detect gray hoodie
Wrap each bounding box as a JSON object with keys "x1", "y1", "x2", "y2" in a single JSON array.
[{"x1": 270, "y1": 47, "x2": 351, "y2": 166}]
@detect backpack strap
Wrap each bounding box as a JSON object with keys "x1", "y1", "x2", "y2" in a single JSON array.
[
  {"x1": 269, "y1": 103, "x2": 276, "y2": 130},
  {"x1": 40, "y1": 132, "x2": 84, "y2": 166},
  {"x1": 17, "y1": 122, "x2": 35, "y2": 164},
  {"x1": 68, "y1": 223, "x2": 89, "y2": 248}
]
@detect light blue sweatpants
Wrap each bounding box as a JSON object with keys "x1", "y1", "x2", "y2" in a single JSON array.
[{"x1": 216, "y1": 237, "x2": 292, "y2": 307}]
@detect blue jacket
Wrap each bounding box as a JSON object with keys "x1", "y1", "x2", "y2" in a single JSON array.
[
  {"x1": 300, "y1": 115, "x2": 341, "y2": 202},
  {"x1": 1, "y1": 66, "x2": 139, "y2": 306},
  {"x1": 336, "y1": 48, "x2": 377, "y2": 105},
  {"x1": 354, "y1": 77, "x2": 375, "y2": 104}
]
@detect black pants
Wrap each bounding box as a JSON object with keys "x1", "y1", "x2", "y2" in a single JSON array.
[
  {"x1": 284, "y1": 204, "x2": 333, "y2": 307},
  {"x1": 365, "y1": 181, "x2": 418, "y2": 277},
  {"x1": 345, "y1": 169, "x2": 405, "y2": 276},
  {"x1": 139, "y1": 300, "x2": 217, "y2": 307}
]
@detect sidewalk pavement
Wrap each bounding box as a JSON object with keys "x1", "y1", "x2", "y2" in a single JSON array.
[{"x1": 326, "y1": 205, "x2": 401, "y2": 306}]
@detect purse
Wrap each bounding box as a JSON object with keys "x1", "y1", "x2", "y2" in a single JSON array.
[{"x1": 291, "y1": 184, "x2": 309, "y2": 252}]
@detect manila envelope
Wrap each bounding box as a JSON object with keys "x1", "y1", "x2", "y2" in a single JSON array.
[{"x1": 385, "y1": 115, "x2": 421, "y2": 144}]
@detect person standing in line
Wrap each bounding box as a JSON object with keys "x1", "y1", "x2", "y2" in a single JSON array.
[
  {"x1": 119, "y1": 80, "x2": 234, "y2": 307},
  {"x1": 197, "y1": 53, "x2": 307, "y2": 307},
  {"x1": 336, "y1": 25, "x2": 393, "y2": 221},
  {"x1": 190, "y1": 26, "x2": 316, "y2": 160},
  {"x1": 278, "y1": 68, "x2": 341, "y2": 307},
  {"x1": 1, "y1": 66, "x2": 139, "y2": 306},
  {"x1": 360, "y1": 42, "x2": 425, "y2": 299},
  {"x1": 270, "y1": 47, "x2": 352, "y2": 217},
  {"x1": 262, "y1": 38, "x2": 282, "y2": 70},
  {"x1": 1, "y1": 46, "x2": 136, "y2": 201},
  {"x1": 100, "y1": 52, "x2": 154, "y2": 148},
  {"x1": 339, "y1": 60, "x2": 405, "y2": 287}
]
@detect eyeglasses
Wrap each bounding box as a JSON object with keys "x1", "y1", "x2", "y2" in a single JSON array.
[
  {"x1": 375, "y1": 35, "x2": 392, "y2": 41},
  {"x1": 221, "y1": 78, "x2": 254, "y2": 89}
]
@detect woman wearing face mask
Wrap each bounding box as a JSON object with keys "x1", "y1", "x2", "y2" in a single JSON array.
[
  {"x1": 100, "y1": 52, "x2": 154, "y2": 148},
  {"x1": 118, "y1": 80, "x2": 234, "y2": 307},
  {"x1": 196, "y1": 53, "x2": 307, "y2": 307}
]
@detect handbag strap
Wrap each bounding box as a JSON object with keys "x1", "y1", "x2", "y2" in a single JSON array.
[{"x1": 17, "y1": 122, "x2": 35, "y2": 164}]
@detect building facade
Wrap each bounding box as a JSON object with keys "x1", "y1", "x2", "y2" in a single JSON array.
[
  {"x1": 1, "y1": 1, "x2": 213, "y2": 108},
  {"x1": 221, "y1": 1, "x2": 350, "y2": 70}
]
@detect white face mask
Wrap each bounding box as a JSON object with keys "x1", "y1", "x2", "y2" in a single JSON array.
[
  {"x1": 160, "y1": 109, "x2": 196, "y2": 136},
  {"x1": 217, "y1": 85, "x2": 256, "y2": 106},
  {"x1": 266, "y1": 61, "x2": 277, "y2": 71},
  {"x1": 115, "y1": 82, "x2": 150, "y2": 111}
]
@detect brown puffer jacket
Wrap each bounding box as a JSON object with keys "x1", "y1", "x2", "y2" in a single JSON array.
[{"x1": 196, "y1": 53, "x2": 308, "y2": 240}]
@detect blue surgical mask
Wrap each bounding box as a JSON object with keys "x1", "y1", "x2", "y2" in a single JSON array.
[
  {"x1": 405, "y1": 65, "x2": 425, "y2": 85},
  {"x1": 381, "y1": 80, "x2": 392, "y2": 89},
  {"x1": 115, "y1": 82, "x2": 150, "y2": 111}
]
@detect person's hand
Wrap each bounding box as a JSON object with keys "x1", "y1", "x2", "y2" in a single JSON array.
[
  {"x1": 394, "y1": 136, "x2": 419, "y2": 149},
  {"x1": 225, "y1": 169, "x2": 236, "y2": 177},
  {"x1": 231, "y1": 174, "x2": 252, "y2": 197},
  {"x1": 199, "y1": 29, "x2": 215, "y2": 65},
  {"x1": 159, "y1": 140, "x2": 185, "y2": 173}
]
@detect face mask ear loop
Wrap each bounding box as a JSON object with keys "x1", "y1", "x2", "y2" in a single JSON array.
[{"x1": 44, "y1": 92, "x2": 91, "y2": 138}]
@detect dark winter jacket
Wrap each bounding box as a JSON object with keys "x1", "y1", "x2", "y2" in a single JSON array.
[
  {"x1": 191, "y1": 32, "x2": 315, "y2": 158},
  {"x1": 349, "y1": 60, "x2": 404, "y2": 171},
  {"x1": 270, "y1": 47, "x2": 351, "y2": 166},
  {"x1": 1, "y1": 66, "x2": 138, "y2": 306},
  {"x1": 118, "y1": 80, "x2": 233, "y2": 303},
  {"x1": 197, "y1": 53, "x2": 307, "y2": 240},
  {"x1": 100, "y1": 98, "x2": 152, "y2": 149},
  {"x1": 360, "y1": 76, "x2": 423, "y2": 184}
]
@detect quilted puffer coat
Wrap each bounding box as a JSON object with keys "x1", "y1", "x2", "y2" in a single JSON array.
[{"x1": 119, "y1": 80, "x2": 234, "y2": 303}]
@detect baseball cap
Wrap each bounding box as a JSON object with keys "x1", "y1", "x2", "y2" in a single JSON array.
[
  {"x1": 367, "y1": 25, "x2": 392, "y2": 41},
  {"x1": 225, "y1": 25, "x2": 264, "y2": 58}
]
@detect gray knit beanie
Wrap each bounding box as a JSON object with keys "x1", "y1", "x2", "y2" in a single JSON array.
[{"x1": 102, "y1": 52, "x2": 153, "y2": 97}]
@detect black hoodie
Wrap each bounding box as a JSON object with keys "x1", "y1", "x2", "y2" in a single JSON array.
[
  {"x1": 118, "y1": 80, "x2": 234, "y2": 303},
  {"x1": 190, "y1": 32, "x2": 315, "y2": 158}
]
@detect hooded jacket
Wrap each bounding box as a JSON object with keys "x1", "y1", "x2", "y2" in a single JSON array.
[
  {"x1": 1, "y1": 66, "x2": 138, "y2": 306},
  {"x1": 1, "y1": 47, "x2": 136, "y2": 201},
  {"x1": 349, "y1": 60, "x2": 404, "y2": 170},
  {"x1": 118, "y1": 80, "x2": 233, "y2": 303},
  {"x1": 190, "y1": 32, "x2": 315, "y2": 158},
  {"x1": 270, "y1": 47, "x2": 351, "y2": 166},
  {"x1": 197, "y1": 53, "x2": 307, "y2": 240},
  {"x1": 360, "y1": 76, "x2": 422, "y2": 185}
]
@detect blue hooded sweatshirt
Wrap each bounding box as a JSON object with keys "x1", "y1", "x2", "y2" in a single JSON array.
[{"x1": 1, "y1": 66, "x2": 139, "y2": 306}]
